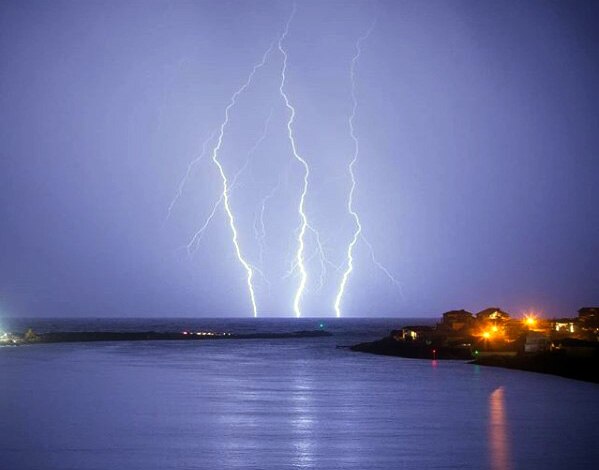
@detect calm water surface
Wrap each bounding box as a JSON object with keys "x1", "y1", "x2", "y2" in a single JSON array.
[{"x1": 0, "y1": 319, "x2": 597, "y2": 469}]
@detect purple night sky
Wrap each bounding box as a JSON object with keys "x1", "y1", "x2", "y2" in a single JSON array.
[{"x1": 1, "y1": 0, "x2": 597, "y2": 318}]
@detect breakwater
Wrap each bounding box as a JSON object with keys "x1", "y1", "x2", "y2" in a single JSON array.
[{"x1": 5, "y1": 329, "x2": 332, "y2": 345}]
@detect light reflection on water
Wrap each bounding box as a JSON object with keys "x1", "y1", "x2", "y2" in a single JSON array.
[
  {"x1": 291, "y1": 364, "x2": 316, "y2": 468},
  {"x1": 489, "y1": 386, "x2": 511, "y2": 470}
]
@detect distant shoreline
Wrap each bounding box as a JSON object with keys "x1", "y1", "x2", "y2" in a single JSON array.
[{"x1": 1, "y1": 329, "x2": 332, "y2": 346}]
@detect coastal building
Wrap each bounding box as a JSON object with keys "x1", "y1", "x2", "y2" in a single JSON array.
[
  {"x1": 578, "y1": 307, "x2": 599, "y2": 330},
  {"x1": 524, "y1": 331, "x2": 549, "y2": 353},
  {"x1": 392, "y1": 326, "x2": 434, "y2": 342},
  {"x1": 476, "y1": 308, "x2": 510, "y2": 323},
  {"x1": 474, "y1": 308, "x2": 512, "y2": 341},
  {"x1": 552, "y1": 319, "x2": 576, "y2": 335},
  {"x1": 24, "y1": 328, "x2": 38, "y2": 342},
  {"x1": 439, "y1": 310, "x2": 474, "y2": 332}
]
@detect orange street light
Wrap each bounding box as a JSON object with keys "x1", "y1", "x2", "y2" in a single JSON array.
[{"x1": 524, "y1": 315, "x2": 537, "y2": 327}]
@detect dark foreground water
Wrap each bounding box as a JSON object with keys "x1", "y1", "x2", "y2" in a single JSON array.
[{"x1": 1, "y1": 318, "x2": 597, "y2": 469}]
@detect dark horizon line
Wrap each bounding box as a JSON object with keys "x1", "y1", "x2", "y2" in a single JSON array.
[{"x1": 3, "y1": 315, "x2": 439, "y2": 320}]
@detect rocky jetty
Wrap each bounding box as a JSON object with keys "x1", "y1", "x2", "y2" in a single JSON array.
[
  {"x1": 351, "y1": 335, "x2": 472, "y2": 360},
  {"x1": 7, "y1": 329, "x2": 332, "y2": 345}
]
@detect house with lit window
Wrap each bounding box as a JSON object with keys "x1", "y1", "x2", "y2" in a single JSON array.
[
  {"x1": 551, "y1": 318, "x2": 577, "y2": 335},
  {"x1": 476, "y1": 308, "x2": 510, "y2": 323},
  {"x1": 391, "y1": 326, "x2": 435, "y2": 342}
]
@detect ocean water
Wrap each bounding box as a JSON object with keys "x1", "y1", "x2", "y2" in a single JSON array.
[{"x1": 0, "y1": 318, "x2": 597, "y2": 469}]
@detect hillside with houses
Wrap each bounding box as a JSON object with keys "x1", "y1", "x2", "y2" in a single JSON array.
[{"x1": 352, "y1": 307, "x2": 599, "y2": 382}]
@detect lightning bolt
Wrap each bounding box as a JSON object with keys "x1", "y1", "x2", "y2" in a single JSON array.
[
  {"x1": 186, "y1": 193, "x2": 223, "y2": 254},
  {"x1": 254, "y1": 175, "x2": 282, "y2": 269},
  {"x1": 283, "y1": 224, "x2": 334, "y2": 293},
  {"x1": 307, "y1": 225, "x2": 340, "y2": 292},
  {"x1": 198, "y1": 42, "x2": 275, "y2": 317},
  {"x1": 166, "y1": 129, "x2": 217, "y2": 222},
  {"x1": 308, "y1": 225, "x2": 328, "y2": 292},
  {"x1": 186, "y1": 111, "x2": 272, "y2": 255},
  {"x1": 362, "y1": 234, "x2": 404, "y2": 298},
  {"x1": 334, "y1": 22, "x2": 375, "y2": 318},
  {"x1": 172, "y1": 7, "x2": 397, "y2": 318},
  {"x1": 278, "y1": 4, "x2": 312, "y2": 318}
]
